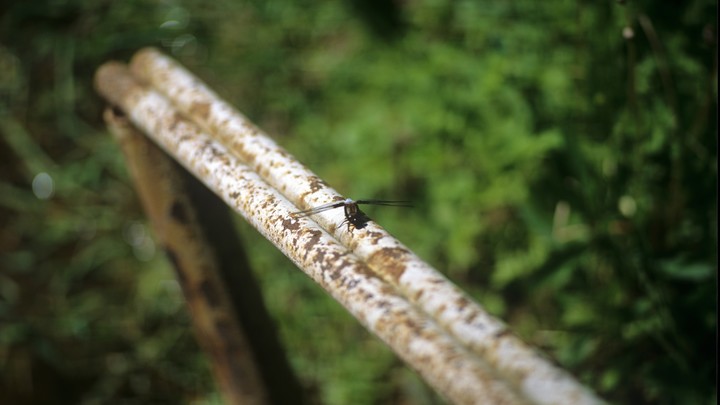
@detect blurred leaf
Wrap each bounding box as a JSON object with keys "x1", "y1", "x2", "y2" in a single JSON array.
[{"x1": 658, "y1": 258, "x2": 714, "y2": 282}]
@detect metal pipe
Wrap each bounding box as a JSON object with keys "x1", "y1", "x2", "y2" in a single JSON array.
[
  {"x1": 127, "y1": 47, "x2": 603, "y2": 405},
  {"x1": 95, "y1": 62, "x2": 529, "y2": 405}
]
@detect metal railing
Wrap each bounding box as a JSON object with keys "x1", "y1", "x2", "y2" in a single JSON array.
[{"x1": 95, "y1": 48, "x2": 603, "y2": 405}]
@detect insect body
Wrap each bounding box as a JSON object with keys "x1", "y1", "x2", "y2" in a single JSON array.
[{"x1": 291, "y1": 198, "x2": 411, "y2": 230}]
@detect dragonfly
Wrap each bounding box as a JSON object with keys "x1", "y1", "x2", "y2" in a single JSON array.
[{"x1": 291, "y1": 198, "x2": 412, "y2": 230}]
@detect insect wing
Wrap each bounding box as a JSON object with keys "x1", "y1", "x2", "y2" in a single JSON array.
[
  {"x1": 355, "y1": 199, "x2": 413, "y2": 207},
  {"x1": 290, "y1": 201, "x2": 346, "y2": 218}
]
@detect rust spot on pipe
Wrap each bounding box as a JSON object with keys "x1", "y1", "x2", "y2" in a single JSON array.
[
  {"x1": 366, "y1": 247, "x2": 410, "y2": 283},
  {"x1": 307, "y1": 176, "x2": 327, "y2": 193},
  {"x1": 364, "y1": 230, "x2": 385, "y2": 245},
  {"x1": 191, "y1": 100, "x2": 211, "y2": 120},
  {"x1": 464, "y1": 309, "x2": 479, "y2": 325},
  {"x1": 282, "y1": 217, "x2": 300, "y2": 231},
  {"x1": 300, "y1": 229, "x2": 323, "y2": 262},
  {"x1": 455, "y1": 297, "x2": 468, "y2": 311},
  {"x1": 493, "y1": 328, "x2": 512, "y2": 339}
]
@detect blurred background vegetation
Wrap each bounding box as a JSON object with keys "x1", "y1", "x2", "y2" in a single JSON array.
[{"x1": 1, "y1": 0, "x2": 716, "y2": 404}]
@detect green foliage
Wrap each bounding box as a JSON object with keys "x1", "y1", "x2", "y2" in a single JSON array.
[{"x1": 1, "y1": 0, "x2": 716, "y2": 404}]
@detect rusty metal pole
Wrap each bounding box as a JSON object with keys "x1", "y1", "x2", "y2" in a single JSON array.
[
  {"x1": 104, "y1": 107, "x2": 273, "y2": 405},
  {"x1": 106, "y1": 109, "x2": 308, "y2": 405},
  {"x1": 126, "y1": 47, "x2": 604, "y2": 405},
  {"x1": 95, "y1": 63, "x2": 531, "y2": 405}
]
